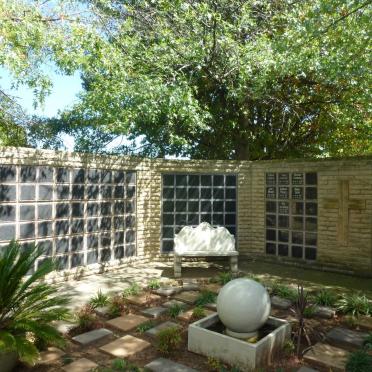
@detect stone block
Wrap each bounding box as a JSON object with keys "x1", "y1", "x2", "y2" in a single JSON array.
[
  {"x1": 99, "y1": 335, "x2": 151, "y2": 358},
  {"x1": 355, "y1": 315, "x2": 372, "y2": 331},
  {"x1": 271, "y1": 296, "x2": 292, "y2": 310},
  {"x1": 154, "y1": 286, "x2": 182, "y2": 297},
  {"x1": 145, "y1": 321, "x2": 180, "y2": 337},
  {"x1": 174, "y1": 291, "x2": 200, "y2": 305},
  {"x1": 62, "y1": 358, "x2": 98, "y2": 372},
  {"x1": 303, "y1": 342, "x2": 349, "y2": 371},
  {"x1": 177, "y1": 308, "x2": 214, "y2": 322},
  {"x1": 141, "y1": 306, "x2": 168, "y2": 319},
  {"x1": 52, "y1": 320, "x2": 75, "y2": 334},
  {"x1": 95, "y1": 306, "x2": 110, "y2": 317},
  {"x1": 106, "y1": 314, "x2": 149, "y2": 332},
  {"x1": 72, "y1": 328, "x2": 113, "y2": 345},
  {"x1": 145, "y1": 358, "x2": 198, "y2": 372},
  {"x1": 326, "y1": 327, "x2": 369, "y2": 351},
  {"x1": 313, "y1": 306, "x2": 335, "y2": 319},
  {"x1": 38, "y1": 347, "x2": 65, "y2": 364},
  {"x1": 201, "y1": 283, "x2": 221, "y2": 293},
  {"x1": 204, "y1": 303, "x2": 217, "y2": 311},
  {"x1": 126, "y1": 293, "x2": 161, "y2": 306}
]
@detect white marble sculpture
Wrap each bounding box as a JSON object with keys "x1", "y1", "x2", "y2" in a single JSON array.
[
  {"x1": 174, "y1": 222, "x2": 236, "y2": 255},
  {"x1": 173, "y1": 222, "x2": 238, "y2": 278}
]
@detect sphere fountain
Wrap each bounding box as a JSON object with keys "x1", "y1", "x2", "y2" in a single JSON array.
[{"x1": 188, "y1": 278, "x2": 291, "y2": 370}]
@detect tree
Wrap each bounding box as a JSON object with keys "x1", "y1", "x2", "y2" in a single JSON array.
[{"x1": 59, "y1": 0, "x2": 371, "y2": 159}]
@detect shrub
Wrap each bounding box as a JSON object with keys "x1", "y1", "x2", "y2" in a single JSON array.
[
  {"x1": 313, "y1": 289, "x2": 338, "y2": 307},
  {"x1": 192, "y1": 306, "x2": 206, "y2": 320},
  {"x1": 92, "y1": 358, "x2": 140, "y2": 371},
  {"x1": 136, "y1": 321, "x2": 155, "y2": 333},
  {"x1": 76, "y1": 304, "x2": 98, "y2": 331},
  {"x1": 363, "y1": 333, "x2": 372, "y2": 350},
  {"x1": 155, "y1": 327, "x2": 181, "y2": 355},
  {"x1": 282, "y1": 340, "x2": 295, "y2": 356},
  {"x1": 345, "y1": 350, "x2": 372, "y2": 372},
  {"x1": 217, "y1": 272, "x2": 232, "y2": 285},
  {"x1": 271, "y1": 283, "x2": 298, "y2": 302},
  {"x1": 148, "y1": 279, "x2": 161, "y2": 290},
  {"x1": 337, "y1": 293, "x2": 371, "y2": 317},
  {"x1": 168, "y1": 303, "x2": 184, "y2": 318},
  {"x1": 303, "y1": 305, "x2": 317, "y2": 318},
  {"x1": 0, "y1": 240, "x2": 70, "y2": 365},
  {"x1": 123, "y1": 283, "x2": 141, "y2": 297},
  {"x1": 195, "y1": 290, "x2": 217, "y2": 306},
  {"x1": 89, "y1": 289, "x2": 109, "y2": 308},
  {"x1": 207, "y1": 356, "x2": 224, "y2": 371},
  {"x1": 107, "y1": 295, "x2": 126, "y2": 318}
]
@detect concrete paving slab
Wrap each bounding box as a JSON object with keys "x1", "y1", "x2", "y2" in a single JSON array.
[
  {"x1": 154, "y1": 286, "x2": 182, "y2": 297},
  {"x1": 145, "y1": 358, "x2": 198, "y2": 372},
  {"x1": 141, "y1": 306, "x2": 168, "y2": 319},
  {"x1": 163, "y1": 299, "x2": 187, "y2": 308},
  {"x1": 145, "y1": 321, "x2": 180, "y2": 337},
  {"x1": 174, "y1": 291, "x2": 200, "y2": 305},
  {"x1": 62, "y1": 358, "x2": 98, "y2": 372},
  {"x1": 177, "y1": 308, "x2": 214, "y2": 322},
  {"x1": 303, "y1": 342, "x2": 349, "y2": 372},
  {"x1": 126, "y1": 293, "x2": 161, "y2": 306},
  {"x1": 313, "y1": 306, "x2": 335, "y2": 319},
  {"x1": 326, "y1": 327, "x2": 369, "y2": 350},
  {"x1": 271, "y1": 295, "x2": 292, "y2": 310},
  {"x1": 99, "y1": 335, "x2": 151, "y2": 358},
  {"x1": 106, "y1": 314, "x2": 149, "y2": 332},
  {"x1": 38, "y1": 347, "x2": 65, "y2": 364},
  {"x1": 72, "y1": 328, "x2": 113, "y2": 345}
]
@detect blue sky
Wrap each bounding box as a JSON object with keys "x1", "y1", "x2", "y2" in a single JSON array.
[{"x1": 0, "y1": 66, "x2": 82, "y2": 118}]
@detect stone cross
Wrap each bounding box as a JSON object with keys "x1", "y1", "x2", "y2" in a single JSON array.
[{"x1": 323, "y1": 180, "x2": 366, "y2": 245}]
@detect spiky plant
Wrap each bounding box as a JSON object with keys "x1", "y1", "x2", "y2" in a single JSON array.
[{"x1": 0, "y1": 240, "x2": 70, "y2": 365}]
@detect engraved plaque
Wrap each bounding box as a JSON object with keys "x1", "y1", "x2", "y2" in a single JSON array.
[
  {"x1": 278, "y1": 187, "x2": 289, "y2": 199},
  {"x1": 266, "y1": 173, "x2": 276, "y2": 185},
  {"x1": 278, "y1": 173, "x2": 289, "y2": 185},
  {"x1": 278, "y1": 201, "x2": 289, "y2": 214},
  {"x1": 292, "y1": 187, "x2": 303, "y2": 200},
  {"x1": 292, "y1": 173, "x2": 303, "y2": 185},
  {"x1": 266, "y1": 187, "x2": 276, "y2": 199}
]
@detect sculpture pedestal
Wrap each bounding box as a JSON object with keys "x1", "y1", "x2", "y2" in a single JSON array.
[{"x1": 226, "y1": 328, "x2": 257, "y2": 339}]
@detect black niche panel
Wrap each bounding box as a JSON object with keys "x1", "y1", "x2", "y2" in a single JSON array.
[
  {"x1": 161, "y1": 173, "x2": 237, "y2": 253},
  {"x1": 265, "y1": 172, "x2": 317, "y2": 261}
]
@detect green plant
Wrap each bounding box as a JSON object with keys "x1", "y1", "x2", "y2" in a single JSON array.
[
  {"x1": 345, "y1": 350, "x2": 372, "y2": 372},
  {"x1": 195, "y1": 290, "x2": 217, "y2": 306},
  {"x1": 0, "y1": 240, "x2": 69, "y2": 365},
  {"x1": 92, "y1": 358, "x2": 140, "y2": 372},
  {"x1": 313, "y1": 289, "x2": 338, "y2": 307},
  {"x1": 271, "y1": 283, "x2": 298, "y2": 302},
  {"x1": 303, "y1": 305, "x2": 317, "y2": 319},
  {"x1": 192, "y1": 306, "x2": 206, "y2": 320},
  {"x1": 168, "y1": 303, "x2": 185, "y2": 318},
  {"x1": 337, "y1": 293, "x2": 371, "y2": 317},
  {"x1": 136, "y1": 321, "x2": 155, "y2": 334},
  {"x1": 148, "y1": 279, "x2": 161, "y2": 290},
  {"x1": 207, "y1": 356, "x2": 224, "y2": 371},
  {"x1": 291, "y1": 285, "x2": 311, "y2": 357},
  {"x1": 123, "y1": 283, "x2": 142, "y2": 297},
  {"x1": 89, "y1": 289, "x2": 109, "y2": 309},
  {"x1": 363, "y1": 333, "x2": 372, "y2": 351},
  {"x1": 75, "y1": 304, "x2": 98, "y2": 331},
  {"x1": 217, "y1": 272, "x2": 232, "y2": 285},
  {"x1": 155, "y1": 327, "x2": 181, "y2": 355},
  {"x1": 282, "y1": 340, "x2": 295, "y2": 356},
  {"x1": 107, "y1": 295, "x2": 126, "y2": 318}
]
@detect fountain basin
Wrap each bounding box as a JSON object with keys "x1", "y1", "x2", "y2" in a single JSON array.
[{"x1": 188, "y1": 313, "x2": 291, "y2": 370}]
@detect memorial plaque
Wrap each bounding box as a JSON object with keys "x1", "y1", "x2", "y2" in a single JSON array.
[
  {"x1": 292, "y1": 173, "x2": 303, "y2": 185},
  {"x1": 292, "y1": 187, "x2": 303, "y2": 200},
  {"x1": 266, "y1": 173, "x2": 276, "y2": 185},
  {"x1": 278, "y1": 201, "x2": 289, "y2": 214},
  {"x1": 278, "y1": 187, "x2": 289, "y2": 199},
  {"x1": 266, "y1": 187, "x2": 276, "y2": 199},
  {"x1": 278, "y1": 173, "x2": 289, "y2": 185}
]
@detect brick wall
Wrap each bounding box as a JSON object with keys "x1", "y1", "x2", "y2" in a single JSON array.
[{"x1": 0, "y1": 147, "x2": 371, "y2": 278}]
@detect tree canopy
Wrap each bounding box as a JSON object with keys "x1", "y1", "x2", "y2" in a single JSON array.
[{"x1": 1, "y1": 0, "x2": 371, "y2": 159}]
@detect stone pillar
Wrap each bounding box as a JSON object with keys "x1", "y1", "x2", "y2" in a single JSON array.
[
  {"x1": 230, "y1": 255, "x2": 238, "y2": 277},
  {"x1": 174, "y1": 255, "x2": 182, "y2": 278}
]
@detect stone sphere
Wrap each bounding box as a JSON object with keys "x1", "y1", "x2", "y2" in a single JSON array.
[{"x1": 216, "y1": 278, "x2": 271, "y2": 334}]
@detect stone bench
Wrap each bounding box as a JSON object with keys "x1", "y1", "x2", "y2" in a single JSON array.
[{"x1": 173, "y1": 222, "x2": 238, "y2": 278}]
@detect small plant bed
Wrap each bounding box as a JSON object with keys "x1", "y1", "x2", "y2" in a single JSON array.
[{"x1": 16, "y1": 276, "x2": 372, "y2": 372}]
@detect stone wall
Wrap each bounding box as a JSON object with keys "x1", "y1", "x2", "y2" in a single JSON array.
[{"x1": 0, "y1": 147, "x2": 371, "y2": 277}]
